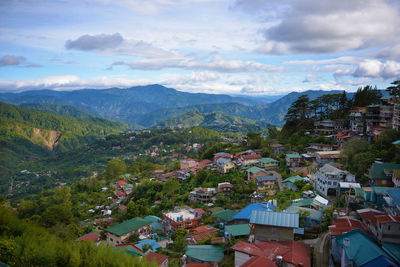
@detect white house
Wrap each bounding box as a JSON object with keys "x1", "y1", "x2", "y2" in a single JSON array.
[{"x1": 315, "y1": 164, "x2": 355, "y2": 196}]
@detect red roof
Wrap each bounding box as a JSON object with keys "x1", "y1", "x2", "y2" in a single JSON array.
[
  {"x1": 357, "y1": 209, "x2": 384, "y2": 227},
  {"x1": 241, "y1": 154, "x2": 262, "y2": 160},
  {"x1": 145, "y1": 252, "x2": 169, "y2": 265},
  {"x1": 188, "y1": 227, "x2": 219, "y2": 243},
  {"x1": 118, "y1": 205, "x2": 127, "y2": 211},
  {"x1": 172, "y1": 153, "x2": 179, "y2": 157},
  {"x1": 376, "y1": 215, "x2": 400, "y2": 223},
  {"x1": 78, "y1": 233, "x2": 100, "y2": 242},
  {"x1": 198, "y1": 160, "x2": 212, "y2": 168},
  {"x1": 329, "y1": 218, "x2": 371, "y2": 236},
  {"x1": 317, "y1": 153, "x2": 340, "y2": 159},
  {"x1": 117, "y1": 180, "x2": 127, "y2": 186},
  {"x1": 218, "y1": 183, "x2": 233, "y2": 189},
  {"x1": 116, "y1": 191, "x2": 126, "y2": 197},
  {"x1": 241, "y1": 256, "x2": 277, "y2": 267},
  {"x1": 231, "y1": 241, "x2": 310, "y2": 267},
  {"x1": 154, "y1": 169, "x2": 164, "y2": 174},
  {"x1": 194, "y1": 208, "x2": 205, "y2": 216},
  {"x1": 115, "y1": 243, "x2": 143, "y2": 253}
]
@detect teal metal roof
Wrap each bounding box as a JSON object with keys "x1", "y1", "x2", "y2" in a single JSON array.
[
  {"x1": 387, "y1": 189, "x2": 400, "y2": 207},
  {"x1": 392, "y1": 140, "x2": 400, "y2": 145},
  {"x1": 145, "y1": 215, "x2": 162, "y2": 223},
  {"x1": 250, "y1": 210, "x2": 299, "y2": 228},
  {"x1": 185, "y1": 245, "x2": 224, "y2": 262},
  {"x1": 286, "y1": 206, "x2": 323, "y2": 221},
  {"x1": 286, "y1": 153, "x2": 301, "y2": 159},
  {"x1": 105, "y1": 217, "x2": 152, "y2": 236},
  {"x1": 225, "y1": 224, "x2": 250, "y2": 237},
  {"x1": 336, "y1": 229, "x2": 392, "y2": 266},
  {"x1": 283, "y1": 175, "x2": 304, "y2": 184},
  {"x1": 370, "y1": 163, "x2": 400, "y2": 180},
  {"x1": 291, "y1": 198, "x2": 313, "y2": 207},
  {"x1": 246, "y1": 166, "x2": 265, "y2": 174},
  {"x1": 372, "y1": 186, "x2": 396, "y2": 195},
  {"x1": 258, "y1": 158, "x2": 278, "y2": 164},
  {"x1": 213, "y1": 209, "x2": 237, "y2": 222},
  {"x1": 382, "y1": 242, "x2": 400, "y2": 264}
]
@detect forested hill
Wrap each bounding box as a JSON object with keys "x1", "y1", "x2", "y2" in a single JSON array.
[
  {"x1": 155, "y1": 110, "x2": 269, "y2": 134},
  {"x1": 0, "y1": 102, "x2": 127, "y2": 179},
  {"x1": 20, "y1": 103, "x2": 97, "y2": 118}
]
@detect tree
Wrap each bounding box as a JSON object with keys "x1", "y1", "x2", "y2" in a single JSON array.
[
  {"x1": 386, "y1": 80, "x2": 400, "y2": 97},
  {"x1": 105, "y1": 159, "x2": 127, "y2": 179},
  {"x1": 162, "y1": 179, "x2": 180, "y2": 207},
  {"x1": 352, "y1": 85, "x2": 382, "y2": 107},
  {"x1": 285, "y1": 95, "x2": 310, "y2": 122}
]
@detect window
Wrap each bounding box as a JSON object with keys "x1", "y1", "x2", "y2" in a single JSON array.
[
  {"x1": 110, "y1": 238, "x2": 114, "y2": 242},
  {"x1": 116, "y1": 241, "x2": 120, "y2": 244},
  {"x1": 388, "y1": 225, "x2": 391, "y2": 231},
  {"x1": 333, "y1": 181, "x2": 337, "y2": 186}
]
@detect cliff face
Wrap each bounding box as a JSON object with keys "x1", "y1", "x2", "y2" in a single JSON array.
[{"x1": 32, "y1": 128, "x2": 61, "y2": 150}]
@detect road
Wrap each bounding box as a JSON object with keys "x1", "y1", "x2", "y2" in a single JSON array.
[{"x1": 302, "y1": 232, "x2": 330, "y2": 267}]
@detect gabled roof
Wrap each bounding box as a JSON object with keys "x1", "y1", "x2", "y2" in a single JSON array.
[
  {"x1": 286, "y1": 153, "x2": 301, "y2": 159},
  {"x1": 388, "y1": 189, "x2": 400, "y2": 207},
  {"x1": 145, "y1": 252, "x2": 169, "y2": 265},
  {"x1": 372, "y1": 186, "x2": 396, "y2": 195},
  {"x1": 232, "y1": 202, "x2": 277, "y2": 221},
  {"x1": 336, "y1": 229, "x2": 393, "y2": 266},
  {"x1": 291, "y1": 198, "x2": 313, "y2": 207},
  {"x1": 213, "y1": 209, "x2": 237, "y2": 222},
  {"x1": 241, "y1": 154, "x2": 262, "y2": 160},
  {"x1": 282, "y1": 175, "x2": 304, "y2": 184},
  {"x1": 105, "y1": 217, "x2": 152, "y2": 236},
  {"x1": 370, "y1": 163, "x2": 400, "y2": 180},
  {"x1": 250, "y1": 210, "x2": 299, "y2": 228},
  {"x1": 241, "y1": 256, "x2": 277, "y2": 267},
  {"x1": 286, "y1": 206, "x2": 323, "y2": 221},
  {"x1": 115, "y1": 243, "x2": 143, "y2": 257},
  {"x1": 376, "y1": 215, "x2": 400, "y2": 223},
  {"x1": 185, "y1": 245, "x2": 224, "y2": 262},
  {"x1": 246, "y1": 166, "x2": 265, "y2": 174},
  {"x1": 382, "y1": 242, "x2": 400, "y2": 264},
  {"x1": 77, "y1": 233, "x2": 100, "y2": 242},
  {"x1": 258, "y1": 158, "x2": 279, "y2": 164},
  {"x1": 144, "y1": 215, "x2": 162, "y2": 223},
  {"x1": 329, "y1": 217, "x2": 371, "y2": 237},
  {"x1": 225, "y1": 224, "x2": 250, "y2": 237}
]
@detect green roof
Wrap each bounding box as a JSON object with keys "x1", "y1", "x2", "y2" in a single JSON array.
[
  {"x1": 185, "y1": 245, "x2": 224, "y2": 262},
  {"x1": 286, "y1": 153, "x2": 301, "y2": 159},
  {"x1": 210, "y1": 207, "x2": 224, "y2": 215},
  {"x1": 392, "y1": 140, "x2": 400, "y2": 145},
  {"x1": 336, "y1": 229, "x2": 392, "y2": 266},
  {"x1": 246, "y1": 166, "x2": 265, "y2": 174},
  {"x1": 354, "y1": 188, "x2": 365, "y2": 199},
  {"x1": 125, "y1": 184, "x2": 134, "y2": 188},
  {"x1": 121, "y1": 173, "x2": 133, "y2": 179},
  {"x1": 372, "y1": 186, "x2": 396, "y2": 195},
  {"x1": 115, "y1": 244, "x2": 144, "y2": 257},
  {"x1": 258, "y1": 158, "x2": 278, "y2": 164},
  {"x1": 225, "y1": 224, "x2": 250, "y2": 237},
  {"x1": 283, "y1": 175, "x2": 304, "y2": 184},
  {"x1": 370, "y1": 163, "x2": 400, "y2": 180},
  {"x1": 214, "y1": 209, "x2": 237, "y2": 222},
  {"x1": 291, "y1": 198, "x2": 313, "y2": 207},
  {"x1": 286, "y1": 206, "x2": 323, "y2": 221},
  {"x1": 105, "y1": 217, "x2": 151, "y2": 236},
  {"x1": 144, "y1": 215, "x2": 162, "y2": 223}
]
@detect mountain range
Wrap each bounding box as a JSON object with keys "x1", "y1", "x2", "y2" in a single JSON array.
[{"x1": 0, "y1": 84, "x2": 352, "y2": 128}]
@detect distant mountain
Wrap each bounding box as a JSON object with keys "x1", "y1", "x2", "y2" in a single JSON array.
[
  {"x1": 0, "y1": 85, "x2": 269, "y2": 126},
  {"x1": 20, "y1": 103, "x2": 97, "y2": 118},
  {"x1": 0, "y1": 102, "x2": 127, "y2": 179},
  {"x1": 154, "y1": 110, "x2": 269, "y2": 134}
]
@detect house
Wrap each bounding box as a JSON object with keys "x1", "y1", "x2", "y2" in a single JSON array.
[
  {"x1": 213, "y1": 209, "x2": 237, "y2": 224},
  {"x1": 124, "y1": 184, "x2": 134, "y2": 195},
  {"x1": 255, "y1": 176, "x2": 276, "y2": 192},
  {"x1": 214, "y1": 152, "x2": 232, "y2": 162},
  {"x1": 314, "y1": 119, "x2": 335, "y2": 135},
  {"x1": 250, "y1": 210, "x2": 299, "y2": 242},
  {"x1": 224, "y1": 224, "x2": 250, "y2": 241},
  {"x1": 163, "y1": 207, "x2": 202, "y2": 232},
  {"x1": 377, "y1": 215, "x2": 400, "y2": 245},
  {"x1": 199, "y1": 160, "x2": 213, "y2": 169},
  {"x1": 145, "y1": 252, "x2": 169, "y2": 267},
  {"x1": 282, "y1": 175, "x2": 305, "y2": 190},
  {"x1": 189, "y1": 188, "x2": 216, "y2": 203},
  {"x1": 369, "y1": 162, "x2": 400, "y2": 186},
  {"x1": 291, "y1": 198, "x2": 313, "y2": 208},
  {"x1": 185, "y1": 245, "x2": 224, "y2": 266},
  {"x1": 357, "y1": 208, "x2": 385, "y2": 237},
  {"x1": 187, "y1": 225, "x2": 219, "y2": 245},
  {"x1": 285, "y1": 153, "x2": 301, "y2": 167},
  {"x1": 115, "y1": 243, "x2": 144, "y2": 257},
  {"x1": 215, "y1": 158, "x2": 235, "y2": 174},
  {"x1": 311, "y1": 195, "x2": 329, "y2": 210},
  {"x1": 135, "y1": 239, "x2": 160, "y2": 252},
  {"x1": 217, "y1": 182, "x2": 233, "y2": 194},
  {"x1": 232, "y1": 202, "x2": 277, "y2": 224},
  {"x1": 315, "y1": 164, "x2": 355, "y2": 196},
  {"x1": 105, "y1": 217, "x2": 152, "y2": 246},
  {"x1": 329, "y1": 217, "x2": 371, "y2": 238},
  {"x1": 246, "y1": 166, "x2": 269, "y2": 181},
  {"x1": 257, "y1": 157, "x2": 279, "y2": 170},
  {"x1": 306, "y1": 143, "x2": 334, "y2": 153},
  {"x1": 370, "y1": 186, "x2": 397, "y2": 208},
  {"x1": 270, "y1": 143, "x2": 284, "y2": 154},
  {"x1": 77, "y1": 233, "x2": 100, "y2": 245},
  {"x1": 231, "y1": 240, "x2": 310, "y2": 267},
  {"x1": 239, "y1": 154, "x2": 262, "y2": 166},
  {"x1": 384, "y1": 189, "x2": 400, "y2": 216},
  {"x1": 315, "y1": 151, "x2": 341, "y2": 165},
  {"x1": 181, "y1": 159, "x2": 199, "y2": 170},
  {"x1": 337, "y1": 182, "x2": 364, "y2": 210},
  {"x1": 286, "y1": 206, "x2": 323, "y2": 232},
  {"x1": 331, "y1": 229, "x2": 398, "y2": 267}
]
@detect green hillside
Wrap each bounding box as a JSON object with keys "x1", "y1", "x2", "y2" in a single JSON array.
[
  {"x1": 20, "y1": 102, "x2": 97, "y2": 118},
  {"x1": 0, "y1": 102, "x2": 127, "y2": 179}
]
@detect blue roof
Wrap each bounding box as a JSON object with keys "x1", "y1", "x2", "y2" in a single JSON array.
[
  {"x1": 362, "y1": 255, "x2": 398, "y2": 267},
  {"x1": 214, "y1": 152, "x2": 230, "y2": 155},
  {"x1": 256, "y1": 176, "x2": 276, "y2": 182},
  {"x1": 135, "y1": 239, "x2": 160, "y2": 252},
  {"x1": 388, "y1": 189, "x2": 400, "y2": 207},
  {"x1": 232, "y1": 202, "x2": 277, "y2": 221},
  {"x1": 250, "y1": 210, "x2": 299, "y2": 228},
  {"x1": 382, "y1": 242, "x2": 400, "y2": 264},
  {"x1": 151, "y1": 222, "x2": 163, "y2": 230}
]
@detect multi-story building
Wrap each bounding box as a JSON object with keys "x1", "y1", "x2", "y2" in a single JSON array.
[
  {"x1": 189, "y1": 187, "x2": 216, "y2": 203},
  {"x1": 162, "y1": 207, "x2": 202, "y2": 232},
  {"x1": 366, "y1": 104, "x2": 381, "y2": 134},
  {"x1": 380, "y1": 96, "x2": 394, "y2": 129},
  {"x1": 377, "y1": 215, "x2": 400, "y2": 245},
  {"x1": 369, "y1": 162, "x2": 400, "y2": 186},
  {"x1": 349, "y1": 107, "x2": 366, "y2": 134},
  {"x1": 285, "y1": 153, "x2": 301, "y2": 167},
  {"x1": 315, "y1": 151, "x2": 341, "y2": 165},
  {"x1": 105, "y1": 217, "x2": 152, "y2": 246},
  {"x1": 314, "y1": 120, "x2": 335, "y2": 135},
  {"x1": 257, "y1": 157, "x2": 279, "y2": 170},
  {"x1": 315, "y1": 164, "x2": 355, "y2": 196},
  {"x1": 217, "y1": 182, "x2": 233, "y2": 194},
  {"x1": 215, "y1": 157, "x2": 235, "y2": 174},
  {"x1": 180, "y1": 158, "x2": 198, "y2": 170},
  {"x1": 392, "y1": 99, "x2": 400, "y2": 131}
]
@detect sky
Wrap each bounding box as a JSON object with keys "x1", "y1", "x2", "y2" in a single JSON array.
[{"x1": 1, "y1": 0, "x2": 400, "y2": 95}]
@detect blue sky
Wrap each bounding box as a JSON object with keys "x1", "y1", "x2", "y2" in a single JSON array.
[{"x1": 1, "y1": 0, "x2": 400, "y2": 95}]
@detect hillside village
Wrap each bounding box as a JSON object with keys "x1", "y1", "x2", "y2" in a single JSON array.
[{"x1": 9, "y1": 93, "x2": 399, "y2": 266}]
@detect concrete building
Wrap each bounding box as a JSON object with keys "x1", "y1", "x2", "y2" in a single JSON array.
[
  {"x1": 163, "y1": 207, "x2": 202, "y2": 232},
  {"x1": 189, "y1": 188, "x2": 216, "y2": 203},
  {"x1": 315, "y1": 164, "x2": 355, "y2": 196},
  {"x1": 285, "y1": 153, "x2": 301, "y2": 168},
  {"x1": 377, "y1": 215, "x2": 400, "y2": 245},
  {"x1": 215, "y1": 157, "x2": 235, "y2": 174},
  {"x1": 105, "y1": 217, "x2": 152, "y2": 246}
]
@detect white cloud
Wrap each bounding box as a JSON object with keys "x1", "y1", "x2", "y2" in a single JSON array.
[
  {"x1": 284, "y1": 56, "x2": 359, "y2": 65},
  {"x1": 0, "y1": 55, "x2": 26, "y2": 67},
  {"x1": 65, "y1": 33, "x2": 124, "y2": 51},
  {"x1": 353, "y1": 60, "x2": 400, "y2": 79},
  {"x1": 302, "y1": 74, "x2": 317, "y2": 83}
]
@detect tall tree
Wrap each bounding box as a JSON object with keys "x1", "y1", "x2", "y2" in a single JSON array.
[
  {"x1": 352, "y1": 85, "x2": 382, "y2": 107},
  {"x1": 284, "y1": 95, "x2": 310, "y2": 122},
  {"x1": 386, "y1": 80, "x2": 400, "y2": 97}
]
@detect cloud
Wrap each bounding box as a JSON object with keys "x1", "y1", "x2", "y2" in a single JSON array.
[
  {"x1": 162, "y1": 71, "x2": 219, "y2": 85},
  {"x1": 353, "y1": 60, "x2": 400, "y2": 80},
  {"x1": 237, "y1": 0, "x2": 400, "y2": 55},
  {"x1": 0, "y1": 55, "x2": 26, "y2": 66},
  {"x1": 112, "y1": 53, "x2": 284, "y2": 73},
  {"x1": 302, "y1": 74, "x2": 317, "y2": 83},
  {"x1": 0, "y1": 75, "x2": 152, "y2": 92},
  {"x1": 284, "y1": 56, "x2": 359, "y2": 65},
  {"x1": 65, "y1": 33, "x2": 124, "y2": 51}
]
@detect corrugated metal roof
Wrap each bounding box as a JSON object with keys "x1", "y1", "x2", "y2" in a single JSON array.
[
  {"x1": 232, "y1": 203, "x2": 277, "y2": 221},
  {"x1": 388, "y1": 189, "x2": 400, "y2": 206},
  {"x1": 225, "y1": 224, "x2": 250, "y2": 237},
  {"x1": 185, "y1": 245, "x2": 224, "y2": 262},
  {"x1": 250, "y1": 210, "x2": 299, "y2": 228}
]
